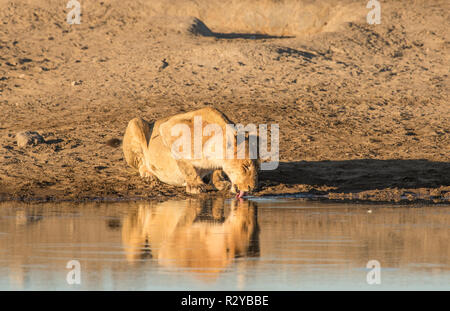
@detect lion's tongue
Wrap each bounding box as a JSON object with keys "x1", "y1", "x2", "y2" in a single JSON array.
[{"x1": 236, "y1": 190, "x2": 246, "y2": 199}]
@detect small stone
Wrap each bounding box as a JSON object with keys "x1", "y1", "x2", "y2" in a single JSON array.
[
  {"x1": 16, "y1": 131, "x2": 45, "y2": 147},
  {"x1": 159, "y1": 59, "x2": 169, "y2": 71}
]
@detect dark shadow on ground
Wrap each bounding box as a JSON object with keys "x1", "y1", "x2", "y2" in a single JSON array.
[
  {"x1": 45, "y1": 138, "x2": 64, "y2": 145},
  {"x1": 259, "y1": 159, "x2": 450, "y2": 192},
  {"x1": 276, "y1": 47, "x2": 316, "y2": 59},
  {"x1": 189, "y1": 18, "x2": 294, "y2": 39}
]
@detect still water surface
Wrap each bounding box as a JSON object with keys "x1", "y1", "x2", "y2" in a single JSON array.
[{"x1": 0, "y1": 198, "x2": 449, "y2": 290}]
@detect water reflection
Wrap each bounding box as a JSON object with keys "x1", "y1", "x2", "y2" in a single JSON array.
[
  {"x1": 122, "y1": 198, "x2": 259, "y2": 277},
  {"x1": 0, "y1": 199, "x2": 449, "y2": 290}
]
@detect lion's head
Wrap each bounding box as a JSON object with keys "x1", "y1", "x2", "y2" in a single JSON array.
[{"x1": 223, "y1": 158, "x2": 259, "y2": 197}]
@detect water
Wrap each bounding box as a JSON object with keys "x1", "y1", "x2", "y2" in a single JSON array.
[{"x1": 0, "y1": 198, "x2": 449, "y2": 291}]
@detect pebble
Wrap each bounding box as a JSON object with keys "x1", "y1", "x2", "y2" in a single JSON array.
[{"x1": 16, "y1": 131, "x2": 45, "y2": 147}]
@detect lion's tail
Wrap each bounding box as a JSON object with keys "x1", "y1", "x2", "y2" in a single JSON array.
[{"x1": 106, "y1": 138, "x2": 122, "y2": 148}]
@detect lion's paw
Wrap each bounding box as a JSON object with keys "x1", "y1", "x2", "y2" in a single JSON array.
[
  {"x1": 139, "y1": 165, "x2": 154, "y2": 179},
  {"x1": 186, "y1": 183, "x2": 207, "y2": 194}
]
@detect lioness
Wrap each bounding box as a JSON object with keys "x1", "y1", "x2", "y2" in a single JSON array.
[{"x1": 121, "y1": 107, "x2": 258, "y2": 197}]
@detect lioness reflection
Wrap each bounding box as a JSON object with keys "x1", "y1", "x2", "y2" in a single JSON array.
[{"x1": 122, "y1": 198, "x2": 259, "y2": 277}]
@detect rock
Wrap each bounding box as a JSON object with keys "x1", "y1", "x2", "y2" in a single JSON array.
[
  {"x1": 106, "y1": 138, "x2": 121, "y2": 147},
  {"x1": 159, "y1": 58, "x2": 169, "y2": 71},
  {"x1": 16, "y1": 131, "x2": 45, "y2": 147}
]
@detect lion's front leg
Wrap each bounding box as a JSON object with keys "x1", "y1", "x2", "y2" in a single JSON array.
[
  {"x1": 211, "y1": 170, "x2": 231, "y2": 191},
  {"x1": 176, "y1": 160, "x2": 207, "y2": 194}
]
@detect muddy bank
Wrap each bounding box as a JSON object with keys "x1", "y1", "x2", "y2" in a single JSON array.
[
  {"x1": 1, "y1": 157, "x2": 449, "y2": 204},
  {"x1": 0, "y1": 0, "x2": 449, "y2": 204}
]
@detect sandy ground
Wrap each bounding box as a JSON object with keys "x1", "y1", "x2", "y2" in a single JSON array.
[{"x1": 0, "y1": 0, "x2": 449, "y2": 203}]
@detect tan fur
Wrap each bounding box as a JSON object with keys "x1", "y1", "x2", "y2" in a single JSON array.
[{"x1": 122, "y1": 107, "x2": 258, "y2": 194}]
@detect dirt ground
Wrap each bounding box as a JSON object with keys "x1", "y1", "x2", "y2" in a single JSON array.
[{"x1": 0, "y1": 0, "x2": 449, "y2": 203}]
